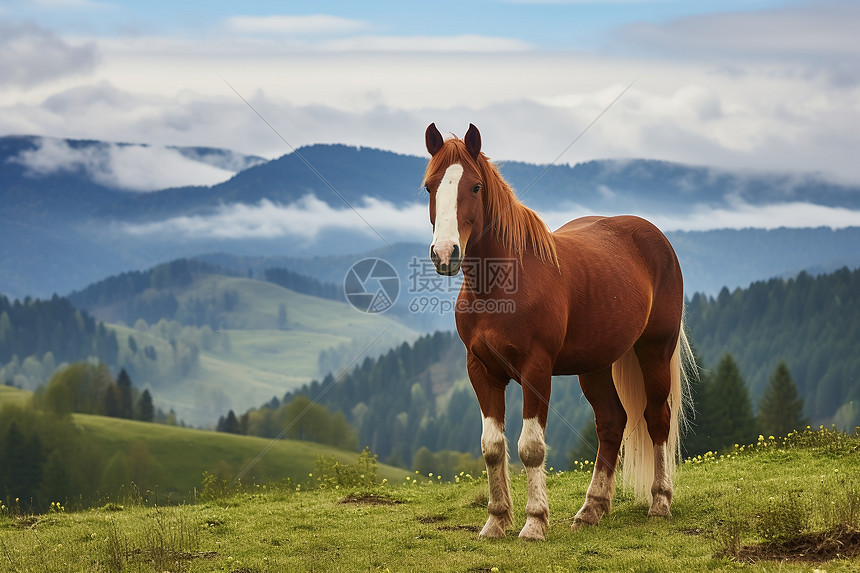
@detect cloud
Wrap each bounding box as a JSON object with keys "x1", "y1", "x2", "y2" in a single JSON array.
[
  {"x1": 618, "y1": 1, "x2": 860, "y2": 87},
  {"x1": 120, "y1": 189, "x2": 860, "y2": 248},
  {"x1": 122, "y1": 196, "x2": 429, "y2": 240},
  {"x1": 621, "y1": 2, "x2": 860, "y2": 59},
  {"x1": 12, "y1": 137, "x2": 237, "y2": 191},
  {"x1": 225, "y1": 14, "x2": 368, "y2": 35},
  {"x1": 0, "y1": 20, "x2": 99, "y2": 88},
  {"x1": 541, "y1": 199, "x2": 860, "y2": 233}
]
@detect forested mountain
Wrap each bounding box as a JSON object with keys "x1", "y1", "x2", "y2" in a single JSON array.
[
  {"x1": 227, "y1": 265, "x2": 860, "y2": 469},
  {"x1": 67, "y1": 258, "x2": 236, "y2": 327},
  {"x1": 686, "y1": 266, "x2": 860, "y2": 422}
]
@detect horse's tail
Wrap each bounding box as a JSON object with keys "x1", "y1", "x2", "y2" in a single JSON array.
[{"x1": 613, "y1": 319, "x2": 695, "y2": 503}]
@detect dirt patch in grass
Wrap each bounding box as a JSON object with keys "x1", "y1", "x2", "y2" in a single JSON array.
[
  {"x1": 417, "y1": 515, "x2": 447, "y2": 524},
  {"x1": 735, "y1": 525, "x2": 860, "y2": 564},
  {"x1": 338, "y1": 494, "x2": 402, "y2": 506}
]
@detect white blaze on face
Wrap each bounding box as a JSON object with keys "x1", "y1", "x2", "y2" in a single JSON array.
[{"x1": 432, "y1": 163, "x2": 463, "y2": 266}]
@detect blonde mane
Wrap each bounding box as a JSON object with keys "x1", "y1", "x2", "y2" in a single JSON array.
[{"x1": 424, "y1": 138, "x2": 559, "y2": 267}]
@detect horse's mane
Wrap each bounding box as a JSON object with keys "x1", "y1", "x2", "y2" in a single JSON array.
[{"x1": 424, "y1": 138, "x2": 559, "y2": 268}]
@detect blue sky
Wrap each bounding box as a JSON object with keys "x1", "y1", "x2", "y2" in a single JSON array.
[{"x1": 2, "y1": 0, "x2": 859, "y2": 187}]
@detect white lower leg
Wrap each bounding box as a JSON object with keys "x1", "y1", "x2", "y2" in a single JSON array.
[
  {"x1": 648, "y1": 442, "x2": 673, "y2": 517},
  {"x1": 480, "y1": 416, "x2": 512, "y2": 538},
  {"x1": 518, "y1": 417, "x2": 548, "y2": 540},
  {"x1": 573, "y1": 467, "x2": 615, "y2": 528}
]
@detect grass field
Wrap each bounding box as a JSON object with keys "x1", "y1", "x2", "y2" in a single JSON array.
[{"x1": 2, "y1": 428, "x2": 858, "y2": 572}]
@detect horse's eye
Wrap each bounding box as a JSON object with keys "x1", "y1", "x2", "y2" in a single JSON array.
[{"x1": 472, "y1": 183, "x2": 482, "y2": 194}]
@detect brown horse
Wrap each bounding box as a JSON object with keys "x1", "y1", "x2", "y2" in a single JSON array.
[{"x1": 422, "y1": 123, "x2": 694, "y2": 540}]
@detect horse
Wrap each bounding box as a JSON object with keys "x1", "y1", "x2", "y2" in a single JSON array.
[{"x1": 421, "y1": 123, "x2": 694, "y2": 540}]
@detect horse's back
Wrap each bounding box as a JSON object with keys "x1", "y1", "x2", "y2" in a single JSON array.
[
  {"x1": 554, "y1": 215, "x2": 679, "y2": 278},
  {"x1": 553, "y1": 214, "x2": 684, "y2": 341}
]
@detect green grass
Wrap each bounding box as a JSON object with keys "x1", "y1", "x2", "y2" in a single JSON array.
[
  {"x1": 0, "y1": 385, "x2": 29, "y2": 407},
  {"x1": 3, "y1": 430, "x2": 858, "y2": 572},
  {"x1": 73, "y1": 414, "x2": 409, "y2": 501}
]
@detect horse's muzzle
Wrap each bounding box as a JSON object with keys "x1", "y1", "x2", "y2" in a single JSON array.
[{"x1": 430, "y1": 243, "x2": 462, "y2": 276}]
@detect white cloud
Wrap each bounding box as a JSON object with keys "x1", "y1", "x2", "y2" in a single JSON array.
[
  {"x1": 12, "y1": 137, "x2": 237, "y2": 191},
  {"x1": 225, "y1": 14, "x2": 367, "y2": 35},
  {"x1": 122, "y1": 196, "x2": 429, "y2": 240},
  {"x1": 541, "y1": 200, "x2": 860, "y2": 233},
  {"x1": 119, "y1": 189, "x2": 860, "y2": 247},
  {"x1": 621, "y1": 3, "x2": 860, "y2": 59},
  {"x1": 0, "y1": 21, "x2": 99, "y2": 88}
]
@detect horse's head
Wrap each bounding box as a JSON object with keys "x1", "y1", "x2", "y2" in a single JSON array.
[{"x1": 423, "y1": 123, "x2": 485, "y2": 276}]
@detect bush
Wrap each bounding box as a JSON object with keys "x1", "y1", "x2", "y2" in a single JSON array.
[{"x1": 311, "y1": 447, "x2": 378, "y2": 490}]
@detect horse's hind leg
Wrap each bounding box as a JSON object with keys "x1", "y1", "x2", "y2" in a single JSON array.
[
  {"x1": 468, "y1": 354, "x2": 513, "y2": 538},
  {"x1": 634, "y1": 341, "x2": 675, "y2": 517},
  {"x1": 573, "y1": 366, "x2": 626, "y2": 528}
]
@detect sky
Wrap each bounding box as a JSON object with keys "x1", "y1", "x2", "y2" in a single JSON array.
[{"x1": 1, "y1": 1, "x2": 859, "y2": 198}]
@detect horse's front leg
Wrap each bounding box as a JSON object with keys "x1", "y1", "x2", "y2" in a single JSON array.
[
  {"x1": 518, "y1": 366, "x2": 551, "y2": 541},
  {"x1": 468, "y1": 354, "x2": 512, "y2": 538}
]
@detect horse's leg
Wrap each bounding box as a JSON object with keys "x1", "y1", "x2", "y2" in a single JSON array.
[
  {"x1": 468, "y1": 354, "x2": 513, "y2": 538},
  {"x1": 517, "y1": 365, "x2": 551, "y2": 541},
  {"x1": 634, "y1": 341, "x2": 674, "y2": 517},
  {"x1": 573, "y1": 366, "x2": 626, "y2": 528}
]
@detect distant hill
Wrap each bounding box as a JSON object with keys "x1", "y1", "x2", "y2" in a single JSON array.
[{"x1": 60, "y1": 259, "x2": 419, "y2": 426}]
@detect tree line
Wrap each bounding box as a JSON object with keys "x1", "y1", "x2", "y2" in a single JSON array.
[
  {"x1": 263, "y1": 267, "x2": 344, "y2": 301},
  {"x1": 685, "y1": 266, "x2": 860, "y2": 421},
  {"x1": 0, "y1": 295, "x2": 119, "y2": 387}
]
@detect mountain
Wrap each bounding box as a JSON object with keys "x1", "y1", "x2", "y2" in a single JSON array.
[{"x1": 2, "y1": 134, "x2": 860, "y2": 301}]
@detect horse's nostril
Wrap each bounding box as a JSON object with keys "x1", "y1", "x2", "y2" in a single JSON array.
[{"x1": 452, "y1": 244, "x2": 460, "y2": 262}]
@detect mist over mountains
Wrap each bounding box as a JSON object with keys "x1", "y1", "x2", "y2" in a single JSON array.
[{"x1": 2, "y1": 134, "x2": 860, "y2": 302}]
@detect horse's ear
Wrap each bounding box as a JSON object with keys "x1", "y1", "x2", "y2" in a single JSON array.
[
  {"x1": 464, "y1": 123, "x2": 481, "y2": 159},
  {"x1": 425, "y1": 123, "x2": 444, "y2": 156}
]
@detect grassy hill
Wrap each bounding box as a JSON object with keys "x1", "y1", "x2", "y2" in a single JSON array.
[
  {"x1": 0, "y1": 386, "x2": 409, "y2": 506},
  {"x1": 2, "y1": 428, "x2": 857, "y2": 572}
]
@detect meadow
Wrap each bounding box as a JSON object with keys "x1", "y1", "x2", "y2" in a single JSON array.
[{"x1": 2, "y1": 428, "x2": 857, "y2": 572}]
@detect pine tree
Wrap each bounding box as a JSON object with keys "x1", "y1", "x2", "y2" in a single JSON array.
[
  {"x1": 135, "y1": 389, "x2": 154, "y2": 422},
  {"x1": 757, "y1": 361, "x2": 808, "y2": 436},
  {"x1": 710, "y1": 354, "x2": 756, "y2": 450},
  {"x1": 116, "y1": 368, "x2": 133, "y2": 419},
  {"x1": 687, "y1": 354, "x2": 756, "y2": 454},
  {"x1": 0, "y1": 422, "x2": 44, "y2": 506},
  {"x1": 220, "y1": 410, "x2": 240, "y2": 434}
]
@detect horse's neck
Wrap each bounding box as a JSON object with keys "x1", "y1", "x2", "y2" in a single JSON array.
[{"x1": 462, "y1": 227, "x2": 517, "y2": 297}]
